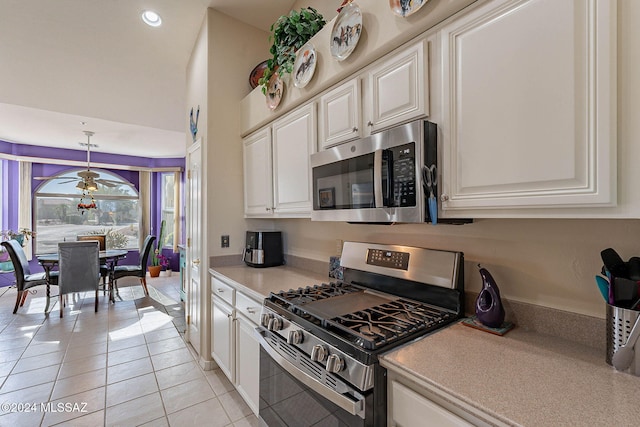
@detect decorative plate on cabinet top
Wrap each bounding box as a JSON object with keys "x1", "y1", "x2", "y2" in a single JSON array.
[
  {"x1": 266, "y1": 73, "x2": 284, "y2": 110},
  {"x1": 293, "y1": 42, "x2": 317, "y2": 88},
  {"x1": 389, "y1": 0, "x2": 429, "y2": 18},
  {"x1": 249, "y1": 60, "x2": 268, "y2": 89},
  {"x1": 330, "y1": 2, "x2": 362, "y2": 61}
]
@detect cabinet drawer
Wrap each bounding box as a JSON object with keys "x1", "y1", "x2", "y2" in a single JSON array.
[
  {"x1": 212, "y1": 277, "x2": 235, "y2": 305},
  {"x1": 391, "y1": 381, "x2": 473, "y2": 427},
  {"x1": 236, "y1": 292, "x2": 262, "y2": 325}
]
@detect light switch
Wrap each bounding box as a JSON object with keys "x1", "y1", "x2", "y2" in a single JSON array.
[{"x1": 221, "y1": 235, "x2": 230, "y2": 248}]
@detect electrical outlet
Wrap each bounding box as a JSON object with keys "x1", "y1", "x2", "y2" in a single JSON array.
[{"x1": 221, "y1": 235, "x2": 230, "y2": 248}]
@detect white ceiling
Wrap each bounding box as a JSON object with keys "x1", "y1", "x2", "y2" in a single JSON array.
[{"x1": 0, "y1": 0, "x2": 296, "y2": 158}]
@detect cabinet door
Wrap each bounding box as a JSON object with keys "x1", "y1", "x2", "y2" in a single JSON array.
[
  {"x1": 243, "y1": 127, "x2": 273, "y2": 217},
  {"x1": 365, "y1": 40, "x2": 426, "y2": 134},
  {"x1": 272, "y1": 103, "x2": 316, "y2": 216},
  {"x1": 318, "y1": 79, "x2": 361, "y2": 149},
  {"x1": 212, "y1": 297, "x2": 234, "y2": 382},
  {"x1": 235, "y1": 314, "x2": 260, "y2": 416},
  {"x1": 439, "y1": 0, "x2": 616, "y2": 212}
]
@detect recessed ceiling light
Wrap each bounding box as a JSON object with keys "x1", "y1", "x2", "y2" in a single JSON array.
[{"x1": 142, "y1": 10, "x2": 162, "y2": 27}]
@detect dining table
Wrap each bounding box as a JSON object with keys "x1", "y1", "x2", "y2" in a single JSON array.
[{"x1": 37, "y1": 249, "x2": 128, "y2": 307}]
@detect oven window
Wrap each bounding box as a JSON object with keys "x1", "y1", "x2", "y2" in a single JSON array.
[
  {"x1": 312, "y1": 153, "x2": 375, "y2": 210},
  {"x1": 259, "y1": 347, "x2": 367, "y2": 427}
]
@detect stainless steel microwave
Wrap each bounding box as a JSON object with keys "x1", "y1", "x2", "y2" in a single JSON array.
[{"x1": 310, "y1": 120, "x2": 437, "y2": 223}]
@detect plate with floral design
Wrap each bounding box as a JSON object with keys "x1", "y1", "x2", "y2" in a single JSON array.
[
  {"x1": 266, "y1": 73, "x2": 284, "y2": 110},
  {"x1": 293, "y1": 42, "x2": 317, "y2": 88},
  {"x1": 389, "y1": 0, "x2": 429, "y2": 18},
  {"x1": 330, "y1": 2, "x2": 362, "y2": 61}
]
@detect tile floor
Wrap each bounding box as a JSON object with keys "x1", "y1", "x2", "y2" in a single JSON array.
[{"x1": 0, "y1": 273, "x2": 259, "y2": 426}]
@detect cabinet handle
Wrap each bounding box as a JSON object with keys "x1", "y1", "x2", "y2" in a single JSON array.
[
  {"x1": 352, "y1": 126, "x2": 358, "y2": 133},
  {"x1": 367, "y1": 121, "x2": 373, "y2": 127},
  {"x1": 227, "y1": 313, "x2": 232, "y2": 319},
  {"x1": 217, "y1": 288, "x2": 224, "y2": 293},
  {"x1": 440, "y1": 194, "x2": 449, "y2": 202},
  {"x1": 247, "y1": 307, "x2": 256, "y2": 314}
]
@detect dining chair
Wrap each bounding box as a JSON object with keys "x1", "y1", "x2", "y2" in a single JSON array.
[
  {"x1": 58, "y1": 241, "x2": 101, "y2": 318},
  {"x1": 1, "y1": 239, "x2": 59, "y2": 314},
  {"x1": 111, "y1": 235, "x2": 156, "y2": 297},
  {"x1": 76, "y1": 234, "x2": 109, "y2": 292}
]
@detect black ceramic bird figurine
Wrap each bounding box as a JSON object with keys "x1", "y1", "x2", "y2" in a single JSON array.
[{"x1": 189, "y1": 105, "x2": 200, "y2": 141}]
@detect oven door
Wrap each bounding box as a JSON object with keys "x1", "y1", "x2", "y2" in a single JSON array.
[{"x1": 256, "y1": 328, "x2": 373, "y2": 427}]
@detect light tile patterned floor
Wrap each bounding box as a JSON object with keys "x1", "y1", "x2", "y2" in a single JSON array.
[{"x1": 0, "y1": 274, "x2": 259, "y2": 426}]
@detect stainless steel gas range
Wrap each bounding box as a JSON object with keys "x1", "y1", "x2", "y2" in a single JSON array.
[{"x1": 256, "y1": 242, "x2": 464, "y2": 427}]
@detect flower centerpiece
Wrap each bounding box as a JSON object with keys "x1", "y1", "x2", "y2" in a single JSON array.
[{"x1": 1, "y1": 228, "x2": 36, "y2": 247}]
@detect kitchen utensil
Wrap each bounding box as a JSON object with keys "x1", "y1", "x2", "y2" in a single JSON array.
[
  {"x1": 630, "y1": 297, "x2": 640, "y2": 311},
  {"x1": 628, "y1": 257, "x2": 640, "y2": 281},
  {"x1": 601, "y1": 248, "x2": 629, "y2": 278},
  {"x1": 422, "y1": 164, "x2": 438, "y2": 225},
  {"x1": 612, "y1": 315, "x2": 640, "y2": 371},
  {"x1": 595, "y1": 275, "x2": 610, "y2": 302},
  {"x1": 613, "y1": 277, "x2": 638, "y2": 308}
]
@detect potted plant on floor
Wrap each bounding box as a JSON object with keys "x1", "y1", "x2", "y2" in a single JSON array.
[{"x1": 149, "y1": 220, "x2": 166, "y2": 278}]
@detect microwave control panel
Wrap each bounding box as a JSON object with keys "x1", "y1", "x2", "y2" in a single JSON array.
[{"x1": 389, "y1": 143, "x2": 416, "y2": 207}]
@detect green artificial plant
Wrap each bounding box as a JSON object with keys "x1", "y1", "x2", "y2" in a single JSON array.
[{"x1": 258, "y1": 7, "x2": 326, "y2": 94}]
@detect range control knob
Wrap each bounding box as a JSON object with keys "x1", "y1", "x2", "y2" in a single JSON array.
[
  {"x1": 287, "y1": 330, "x2": 304, "y2": 345},
  {"x1": 326, "y1": 354, "x2": 345, "y2": 373},
  {"x1": 267, "y1": 317, "x2": 283, "y2": 331},
  {"x1": 310, "y1": 345, "x2": 328, "y2": 362},
  {"x1": 260, "y1": 313, "x2": 273, "y2": 328}
]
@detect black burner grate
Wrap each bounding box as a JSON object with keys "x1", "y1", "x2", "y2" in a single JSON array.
[{"x1": 328, "y1": 299, "x2": 455, "y2": 349}]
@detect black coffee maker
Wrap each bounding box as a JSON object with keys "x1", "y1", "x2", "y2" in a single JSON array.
[{"x1": 243, "y1": 231, "x2": 284, "y2": 268}]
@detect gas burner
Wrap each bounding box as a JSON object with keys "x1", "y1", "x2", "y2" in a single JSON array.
[
  {"x1": 328, "y1": 299, "x2": 455, "y2": 350},
  {"x1": 270, "y1": 282, "x2": 361, "y2": 310}
]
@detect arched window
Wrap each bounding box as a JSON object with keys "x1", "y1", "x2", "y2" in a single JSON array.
[{"x1": 34, "y1": 168, "x2": 139, "y2": 254}]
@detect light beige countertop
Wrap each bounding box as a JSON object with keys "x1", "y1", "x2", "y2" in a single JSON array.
[
  {"x1": 381, "y1": 322, "x2": 640, "y2": 427},
  {"x1": 209, "y1": 265, "x2": 330, "y2": 301}
]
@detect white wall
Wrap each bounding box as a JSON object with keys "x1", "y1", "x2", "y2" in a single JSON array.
[{"x1": 206, "y1": 10, "x2": 270, "y2": 259}]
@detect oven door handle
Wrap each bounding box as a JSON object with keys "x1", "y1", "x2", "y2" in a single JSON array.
[{"x1": 255, "y1": 328, "x2": 366, "y2": 419}]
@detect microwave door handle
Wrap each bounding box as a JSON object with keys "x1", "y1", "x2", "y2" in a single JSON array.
[{"x1": 374, "y1": 149, "x2": 383, "y2": 207}]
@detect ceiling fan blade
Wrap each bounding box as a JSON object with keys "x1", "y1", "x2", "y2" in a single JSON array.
[
  {"x1": 96, "y1": 180, "x2": 117, "y2": 187},
  {"x1": 34, "y1": 176, "x2": 77, "y2": 181},
  {"x1": 58, "y1": 179, "x2": 81, "y2": 184}
]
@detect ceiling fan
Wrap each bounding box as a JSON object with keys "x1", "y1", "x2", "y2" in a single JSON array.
[{"x1": 35, "y1": 131, "x2": 122, "y2": 189}]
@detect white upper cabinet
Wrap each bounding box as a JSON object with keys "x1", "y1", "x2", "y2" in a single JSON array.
[
  {"x1": 272, "y1": 103, "x2": 316, "y2": 216},
  {"x1": 438, "y1": 0, "x2": 616, "y2": 214},
  {"x1": 318, "y1": 78, "x2": 361, "y2": 149},
  {"x1": 364, "y1": 39, "x2": 428, "y2": 134},
  {"x1": 243, "y1": 103, "x2": 316, "y2": 218},
  {"x1": 243, "y1": 128, "x2": 272, "y2": 216}
]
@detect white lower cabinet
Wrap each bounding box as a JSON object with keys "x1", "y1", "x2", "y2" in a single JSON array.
[
  {"x1": 211, "y1": 273, "x2": 261, "y2": 416},
  {"x1": 211, "y1": 297, "x2": 234, "y2": 382},
  {"x1": 234, "y1": 313, "x2": 260, "y2": 415}
]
